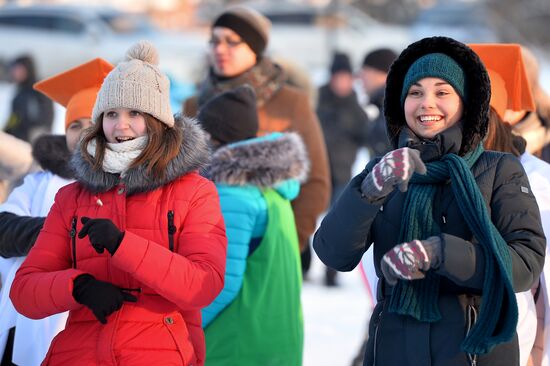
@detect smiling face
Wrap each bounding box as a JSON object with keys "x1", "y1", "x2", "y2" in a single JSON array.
[
  {"x1": 403, "y1": 77, "x2": 464, "y2": 139},
  {"x1": 102, "y1": 108, "x2": 147, "y2": 143},
  {"x1": 208, "y1": 27, "x2": 257, "y2": 77}
]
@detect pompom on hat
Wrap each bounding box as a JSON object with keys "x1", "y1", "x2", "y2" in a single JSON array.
[
  {"x1": 92, "y1": 40, "x2": 174, "y2": 127},
  {"x1": 33, "y1": 58, "x2": 113, "y2": 130}
]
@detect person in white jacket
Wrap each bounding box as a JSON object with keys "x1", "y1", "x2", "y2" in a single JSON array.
[
  {"x1": 0, "y1": 131, "x2": 33, "y2": 203},
  {"x1": 471, "y1": 42, "x2": 549, "y2": 366},
  {"x1": 0, "y1": 58, "x2": 113, "y2": 366}
]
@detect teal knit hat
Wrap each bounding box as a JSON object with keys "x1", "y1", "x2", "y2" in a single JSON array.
[{"x1": 401, "y1": 53, "x2": 466, "y2": 105}]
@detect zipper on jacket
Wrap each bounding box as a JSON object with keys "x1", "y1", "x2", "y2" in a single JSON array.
[
  {"x1": 70, "y1": 216, "x2": 77, "y2": 269},
  {"x1": 167, "y1": 210, "x2": 176, "y2": 252},
  {"x1": 465, "y1": 295, "x2": 479, "y2": 366},
  {"x1": 373, "y1": 310, "x2": 382, "y2": 365}
]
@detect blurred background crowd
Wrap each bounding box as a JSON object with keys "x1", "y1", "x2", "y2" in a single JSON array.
[
  {"x1": 1, "y1": 0, "x2": 550, "y2": 113},
  {"x1": 1, "y1": 0, "x2": 550, "y2": 365}
]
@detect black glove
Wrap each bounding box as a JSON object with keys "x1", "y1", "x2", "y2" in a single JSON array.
[
  {"x1": 72, "y1": 274, "x2": 137, "y2": 324},
  {"x1": 78, "y1": 217, "x2": 124, "y2": 256}
]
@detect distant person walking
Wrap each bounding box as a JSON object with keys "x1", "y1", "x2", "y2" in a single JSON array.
[
  {"x1": 4, "y1": 55, "x2": 53, "y2": 143},
  {"x1": 359, "y1": 48, "x2": 398, "y2": 158},
  {"x1": 317, "y1": 52, "x2": 369, "y2": 286}
]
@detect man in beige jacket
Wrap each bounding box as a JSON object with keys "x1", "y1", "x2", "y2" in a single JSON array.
[{"x1": 184, "y1": 5, "x2": 330, "y2": 252}]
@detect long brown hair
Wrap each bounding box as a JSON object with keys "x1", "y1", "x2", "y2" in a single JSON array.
[
  {"x1": 80, "y1": 113, "x2": 183, "y2": 180},
  {"x1": 483, "y1": 107, "x2": 521, "y2": 157}
]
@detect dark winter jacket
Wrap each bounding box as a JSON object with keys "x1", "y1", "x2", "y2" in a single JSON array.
[
  {"x1": 4, "y1": 86, "x2": 54, "y2": 143},
  {"x1": 0, "y1": 135, "x2": 72, "y2": 258},
  {"x1": 363, "y1": 86, "x2": 391, "y2": 157},
  {"x1": 313, "y1": 37, "x2": 546, "y2": 366},
  {"x1": 316, "y1": 84, "x2": 369, "y2": 189}
]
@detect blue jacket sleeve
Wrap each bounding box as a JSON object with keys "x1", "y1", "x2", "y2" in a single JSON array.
[{"x1": 202, "y1": 185, "x2": 265, "y2": 328}]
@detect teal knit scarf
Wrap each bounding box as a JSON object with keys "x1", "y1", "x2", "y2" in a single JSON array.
[{"x1": 387, "y1": 144, "x2": 518, "y2": 355}]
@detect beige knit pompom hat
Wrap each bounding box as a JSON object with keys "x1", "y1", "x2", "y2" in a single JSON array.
[{"x1": 92, "y1": 40, "x2": 174, "y2": 127}]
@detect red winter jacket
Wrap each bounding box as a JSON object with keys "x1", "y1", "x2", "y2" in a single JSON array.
[{"x1": 10, "y1": 117, "x2": 227, "y2": 366}]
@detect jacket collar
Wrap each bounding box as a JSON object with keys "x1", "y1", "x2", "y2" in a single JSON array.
[
  {"x1": 205, "y1": 132, "x2": 309, "y2": 188},
  {"x1": 398, "y1": 123, "x2": 463, "y2": 162},
  {"x1": 71, "y1": 115, "x2": 210, "y2": 195}
]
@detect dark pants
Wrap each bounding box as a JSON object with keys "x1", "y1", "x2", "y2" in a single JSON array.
[{"x1": 1, "y1": 327, "x2": 16, "y2": 366}]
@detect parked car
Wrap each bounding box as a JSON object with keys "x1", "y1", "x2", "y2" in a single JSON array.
[
  {"x1": 0, "y1": 4, "x2": 208, "y2": 83},
  {"x1": 411, "y1": 2, "x2": 500, "y2": 44}
]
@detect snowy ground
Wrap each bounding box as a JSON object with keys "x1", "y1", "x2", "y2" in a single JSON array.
[{"x1": 302, "y1": 248, "x2": 371, "y2": 366}]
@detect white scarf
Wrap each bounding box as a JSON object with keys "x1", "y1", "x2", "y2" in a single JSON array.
[{"x1": 87, "y1": 136, "x2": 148, "y2": 176}]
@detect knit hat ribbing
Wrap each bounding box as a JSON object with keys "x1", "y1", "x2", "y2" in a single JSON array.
[
  {"x1": 198, "y1": 85, "x2": 259, "y2": 145},
  {"x1": 212, "y1": 6, "x2": 271, "y2": 56},
  {"x1": 401, "y1": 53, "x2": 466, "y2": 106},
  {"x1": 92, "y1": 40, "x2": 174, "y2": 127}
]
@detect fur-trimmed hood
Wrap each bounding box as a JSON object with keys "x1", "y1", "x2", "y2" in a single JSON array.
[
  {"x1": 32, "y1": 134, "x2": 74, "y2": 179},
  {"x1": 384, "y1": 36, "x2": 491, "y2": 155},
  {"x1": 204, "y1": 132, "x2": 309, "y2": 188},
  {"x1": 71, "y1": 115, "x2": 210, "y2": 195}
]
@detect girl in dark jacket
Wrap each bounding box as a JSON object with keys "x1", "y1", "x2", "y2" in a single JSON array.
[{"x1": 313, "y1": 36, "x2": 546, "y2": 366}]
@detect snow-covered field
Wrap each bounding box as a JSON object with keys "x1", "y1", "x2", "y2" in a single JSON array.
[{"x1": 302, "y1": 252, "x2": 370, "y2": 366}]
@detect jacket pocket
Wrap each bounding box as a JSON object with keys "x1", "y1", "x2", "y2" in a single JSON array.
[{"x1": 163, "y1": 311, "x2": 196, "y2": 366}]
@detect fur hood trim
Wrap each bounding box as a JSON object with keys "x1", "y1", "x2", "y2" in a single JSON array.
[
  {"x1": 71, "y1": 115, "x2": 210, "y2": 195},
  {"x1": 32, "y1": 134, "x2": 74, "y2": 179},
  {"x1": 205, "y1": 132, "x2": 309, "y2": 188},
  {"x1": 384, "y1": 36, "x2": 491, "y2": 155}
]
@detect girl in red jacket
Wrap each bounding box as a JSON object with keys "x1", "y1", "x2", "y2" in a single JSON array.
[{"x1": 10, "y1": 41, "x2": 227, "y2": 366}]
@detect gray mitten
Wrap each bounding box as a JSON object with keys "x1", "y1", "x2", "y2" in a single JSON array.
[
  {"x1": 361, "y1": 147, "x2": 427, "y2": 203},
  {"x1": 380, "y1": 236, "x2": 442, "y2": 285}
]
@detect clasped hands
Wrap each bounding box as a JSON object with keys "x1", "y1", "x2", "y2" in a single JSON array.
[{"x1": 74, "y1": 218, "x2": 131, "y2": 324}]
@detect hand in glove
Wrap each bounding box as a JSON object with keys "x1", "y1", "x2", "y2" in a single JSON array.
[
  {"x1": 361, "y1": 147, "x2": 427, "y2": 203},
  {"x1": 78, "y1": 217, "x2": 124, "y2": 256},
  {"x1": 380, "y1": 236, "x2": 442, "y2": 286},
  {"x1": 72, "y1": 274, "x2": 137, "y2": 324}
]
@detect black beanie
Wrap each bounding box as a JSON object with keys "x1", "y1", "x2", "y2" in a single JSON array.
[
  {"x1": 212, "y1": 6, "x2": 271, "y2": 57},
  {"x1": 330, "y1": 52, "x2": 352, "y2": 75},
  {"x1": 198, "y1": 85, "x2": 259, "y2": 145},
  {"x1": 362, "y1": 48, "x2": 398, "y2": 73}
]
